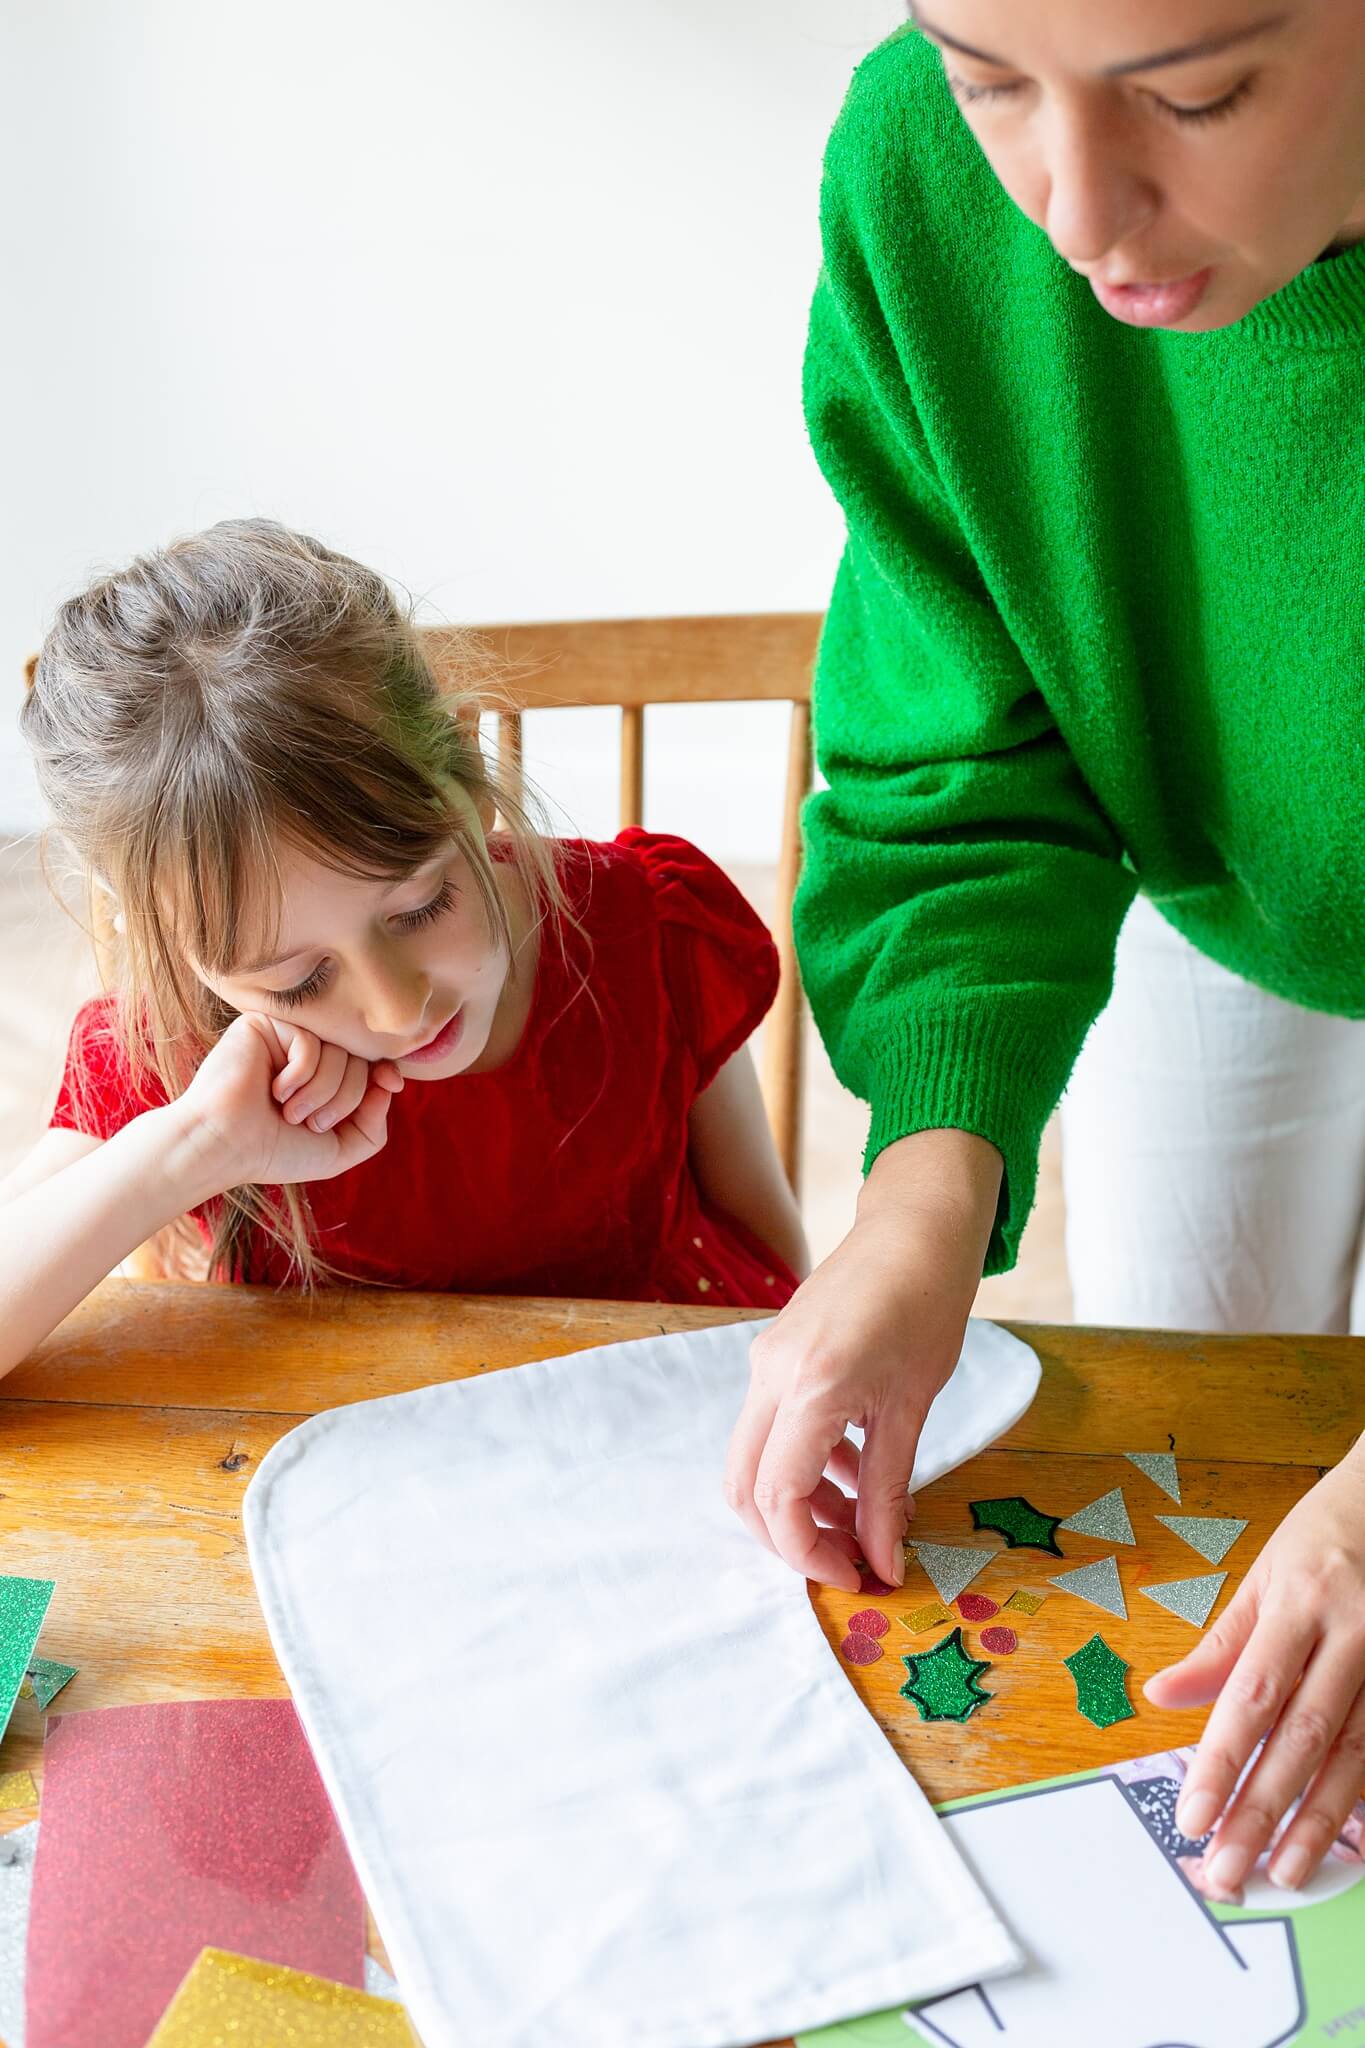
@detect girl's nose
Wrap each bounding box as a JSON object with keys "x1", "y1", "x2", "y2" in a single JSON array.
[{"x1": 358, "y1": 959, "x2": 433, "y2": 1046}]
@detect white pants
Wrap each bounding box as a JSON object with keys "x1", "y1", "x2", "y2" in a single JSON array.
[{"x1": 1060, "y1": 894, "x2": 1365, "y2": 1334}]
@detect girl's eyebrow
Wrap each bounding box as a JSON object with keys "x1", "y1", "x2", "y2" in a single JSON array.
[
  {"x1": 234, "y1": 853, "x2": 452, "y2": 977},
  {"x1": 908, "y1": 5, "x2": 1289, "y2": 76}
]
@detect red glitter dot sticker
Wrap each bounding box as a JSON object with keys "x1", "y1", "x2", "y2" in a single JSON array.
[
  {"x1": 956, "y1": 1593, "x2": 1000, "y2": 1622},
  {"x1": 979, "y1": 1626, "x2": 1019, "y2": 1655},
  {"x1": 847, "y1": 1608, "x2": 890, "y2": 1639},
  {"x1": 855, "y1": 1572, "x2": 896, "y2": 1596},
  {"x1": 840, "y1": 1633, "x2": 884, "y2": 1666}
]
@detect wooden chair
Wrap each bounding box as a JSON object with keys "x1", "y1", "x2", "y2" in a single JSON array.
[
  {"x1": 24, "y1": 612, "x2": 821, "y2": 1221},
  {"x1": 439, "y1": 613, "x2": 820, "y2": 1192}
]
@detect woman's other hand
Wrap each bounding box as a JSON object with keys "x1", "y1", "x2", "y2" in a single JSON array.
[{"x1": 1145, "y1": 1444, "x2": 1365, "y2": 1898}]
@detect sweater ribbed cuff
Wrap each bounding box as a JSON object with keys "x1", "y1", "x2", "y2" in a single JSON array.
[{"x1": 859, "y1": 1005, "x2": 1070, "y2": 1277}]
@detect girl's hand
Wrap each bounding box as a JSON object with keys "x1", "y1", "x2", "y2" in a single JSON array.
[
  {"x1": 723, "y1": 1128, "x2": 1002, "y2": 1593},
  {"x1": 1145, "y1": 1447, "x2": 1365, "y2": 1898},
  {"x1": 175, "y1": 1013, "x2": 403, "y2": 1191}
]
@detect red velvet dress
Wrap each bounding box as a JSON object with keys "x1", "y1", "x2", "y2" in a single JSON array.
[{"x1": 50, "y1": 831, "x2": 799, "y2": 1308}]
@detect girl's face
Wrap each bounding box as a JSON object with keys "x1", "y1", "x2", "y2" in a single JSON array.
[
  {"x1": 910, "y1": 0, "x2": 1365, "y2": 329},
  {"x1": 202, "y1": 828, "x2": 515, "y2": 1082}
]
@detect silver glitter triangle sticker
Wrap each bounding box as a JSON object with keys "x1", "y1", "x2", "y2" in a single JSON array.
[
  {"x1": 911, "y1": 1543, "x2": 993, "y2": 1607},
  {"x1": 1049, "y1": 1554, "x2": 1127, "y2": 1620},
  {"x1": 1140, "y1": 1572, "x2": 1227, "y2": 1629},
  {"x1": 1124, "y1": 1451, "x2": 1182, "y2": 1504},
  {"x1": 1155, "y1": 1515, "x2": 1247, "y2": 1567},
  {"x1": 1060, "y1": 1487, "x2": 1135, "y2": 1546}
]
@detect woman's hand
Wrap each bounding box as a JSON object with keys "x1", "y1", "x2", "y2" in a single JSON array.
[
  {"x1": 1145, "y1": 1445, "x2": 1365, "y2": 1897},
  {"x1": 723, "y1": 1128, "x2": 1003, "y2": 1592},
  {"x1": 173, "y1": 1013, "x2": 403, "y2": 1191}
]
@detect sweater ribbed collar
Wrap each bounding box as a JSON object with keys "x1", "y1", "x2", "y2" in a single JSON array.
[{"x1": 1238, "y1": 233, "x2": 1365, "y2": 345}]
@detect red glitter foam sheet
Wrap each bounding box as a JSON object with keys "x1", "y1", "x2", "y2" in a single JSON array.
[{"x1": 24, "y1": 1699, "x2": 366, "y2": 2048}]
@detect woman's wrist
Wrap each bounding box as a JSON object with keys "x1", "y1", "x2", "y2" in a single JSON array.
[{"x1": 857, "y1": 1127, "x2": 1003, "y2": 1246}]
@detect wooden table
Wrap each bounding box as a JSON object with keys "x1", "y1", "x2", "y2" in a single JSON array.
[{"x1": 2, "y1": 1281, "x2": 1362, "y2": 2046}]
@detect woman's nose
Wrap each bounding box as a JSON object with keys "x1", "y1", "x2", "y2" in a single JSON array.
[{"x1": 1042, "y1": 107, "x2": 1158, "y2": 270}]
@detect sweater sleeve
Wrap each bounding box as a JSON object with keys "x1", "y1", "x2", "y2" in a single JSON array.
[{"x1": 795, "y1": 113, "x2": 1137, "y2": 1274}]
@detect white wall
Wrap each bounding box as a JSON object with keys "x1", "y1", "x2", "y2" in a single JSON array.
[{"x1": 0, "y1": 0, "x2": 899, "y2": 853}]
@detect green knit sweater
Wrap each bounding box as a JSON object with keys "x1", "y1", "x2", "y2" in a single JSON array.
[{"x1": 795, "y1": 24, "x2": 1365, "y2": 1275}]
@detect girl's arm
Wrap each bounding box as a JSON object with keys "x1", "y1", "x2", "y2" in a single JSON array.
[
  {"x1": 0, "y1": 1011, "x2": 402, "y2": 1383},
  {"x1": 687, "y1": 1044, "x2": 810, "y2": 1282},
  {"x1": 0, "y1": 1110, "x2": 234, "y2": 1380}
]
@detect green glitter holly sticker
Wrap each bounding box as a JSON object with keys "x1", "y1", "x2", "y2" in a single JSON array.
[
  {"x1": 900, "y1": 1626, "x2": 993, "y2": 1723},
  {"x1": 1063, "y1": 1632, "x2": 1136, "y2": 1730},
  {"x1": 969, "y1": 1495, "x2": 1064, "y2": 1554}
]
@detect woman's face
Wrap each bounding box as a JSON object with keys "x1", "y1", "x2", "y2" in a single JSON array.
[{"x1": 910, "y1": 0, "x2": 1365, "y2": 329}]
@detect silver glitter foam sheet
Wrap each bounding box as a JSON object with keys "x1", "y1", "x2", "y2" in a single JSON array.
[
  {"x1": 1049, "y1": 1555, "x2": 1128, "y2": 1620},
  {"x1": 1139, "y1": 1572, "x2": 1228, "y2": 1629},
  {"x1": 1155, "y1": 1516, "x2": 1247, "y2": 1567},
  {"x1": 1060, "y1": 1488, "x2": 1135, "y2": 1546},
  {"x1": 910, "y1": 1544, "x2": 994, "y2": 1608},
  {"x1": 1124, "y1": 1452, "x2": 1182, "y2": 1504}
]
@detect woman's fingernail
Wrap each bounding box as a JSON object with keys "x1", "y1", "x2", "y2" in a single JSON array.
[
  {"x1": 1177, "y1": 1792, "x2": 1218, "y2": 1840},
  {"x1": 1270, "y1": 1844, "x2": 1312, "y2": 1891},
  {"x1": 311, "y1": 1112, "x2": 333, "y2": 1132},
  {"x1": 1206, "y1": 1846, "x2": 1247, "y2": 1897},
  {"x1": 891, "y1": 1549, "x2": 905, "y2": 1586}
]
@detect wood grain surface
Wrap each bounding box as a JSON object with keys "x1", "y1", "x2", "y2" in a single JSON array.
[{"x1": 1, "y1": 1279, "x2": 1360, "y2": 2047}]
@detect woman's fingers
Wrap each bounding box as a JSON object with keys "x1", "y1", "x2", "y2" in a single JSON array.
[
  {"x1": 1145, "y1": 1579, "x2": 1261, "y2": 1714},
  {"x1": 1200, "y1": 1634, "x2": 1362, "y2": 1897},
  {"x1": 853, "y1": 1402, "x2": 926, "y2": 1588},
  {"x1": 752, "y1": 1400, "x2": 863, "y2": 1592},
  {"x1": 722, "y1": 1383, "x2": 784, "y2": 1562},
  {"x1": 1269, "y1": 1681, "x2": 1365, "y2": 1890},
  {"x1": 809, "y1": 1476, "x2": 859, "y2": 1533},
  {"x1": 826, "y1": 1436, "x2": 861, "y2": 1491},
  {"x1": 1161, "y1": 1600, "x2": 1318, "y2": 1853}
]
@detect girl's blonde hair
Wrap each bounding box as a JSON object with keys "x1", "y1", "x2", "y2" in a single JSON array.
[{"x1": 22, "y1": 517, "x2": 565, "y2": 1287}]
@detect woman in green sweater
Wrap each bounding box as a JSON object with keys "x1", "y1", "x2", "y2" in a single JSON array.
[{"x1": 725, "y1": 1, "x2": 1365, "y2": 1897}]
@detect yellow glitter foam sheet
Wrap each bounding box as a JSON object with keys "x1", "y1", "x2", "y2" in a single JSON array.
[{"x1": 144, "y1": 1947, "x2": 417, "y2": 2046}]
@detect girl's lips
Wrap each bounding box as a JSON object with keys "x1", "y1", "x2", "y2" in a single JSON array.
[
  {"x1": 1090, "y1": 267, "x2": 1214, "y2": 327},
  {"x1": 400, "y1": 1009, "x2": 464, "y2": 1065}
]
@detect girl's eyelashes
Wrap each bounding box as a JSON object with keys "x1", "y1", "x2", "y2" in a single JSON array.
[
  {"x1": 946, "y1": 71, "x2": 1257, "y2": 125},
  {"x1": 274, "y1": 961, "x2": 334, "y2": 1009},
  {"x1": 392, "y1": 877, "x2": 457, "y2": 932}
]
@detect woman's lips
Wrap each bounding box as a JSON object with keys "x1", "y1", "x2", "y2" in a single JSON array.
[
  {"x1": 399, "y1": 1009, "x2": 464, "y2": 1065},
  {"x1": 1090, "y1": 266, "x2": 1214, "y2": 327}
]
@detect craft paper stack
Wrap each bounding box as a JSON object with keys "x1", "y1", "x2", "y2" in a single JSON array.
[{"x1": 246, "y1": 1317, "x2": 1042, "y2": 2048}]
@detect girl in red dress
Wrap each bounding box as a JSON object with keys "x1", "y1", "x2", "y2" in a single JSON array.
[{"x1": 2, "y1": 520, "x2": 807, "y2": 1375}]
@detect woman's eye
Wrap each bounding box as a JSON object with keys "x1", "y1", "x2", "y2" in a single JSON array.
[
  {"x1": 274, "y1": 962, "x2": 333, "y2": 1009},
  {"x1": 1152, "y1": 77, "x2": 1256, "y2": 125},
  {"x1": 393, "y1": 879, "x2": 457, "y2": 932},
  {"x1": 947, "y1": 72, "x2": 1019, "y2": 106}
]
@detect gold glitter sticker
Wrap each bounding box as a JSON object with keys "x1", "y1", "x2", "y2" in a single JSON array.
[
  {"x1": 145, "y1": 1946, "x2": 416, "y2": 2045},
  {"x1": 0, "y1": 1770, "x2": 36, "y2": 1812},
  {"x1": 1003, "y1": 1588, "x2": 1045, "y2": 1617},
  {"x1": 899, "y1": 1601, "x2": 951, "y2": 1635}
]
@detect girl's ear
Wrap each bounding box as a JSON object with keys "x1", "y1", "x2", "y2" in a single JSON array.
[{"x1": 476, "y1": 788, "x2": 497, "y2": 835}]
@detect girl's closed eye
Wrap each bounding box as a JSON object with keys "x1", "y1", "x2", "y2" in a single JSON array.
[{"x1": 270, "y1": 879, "x2": 459, "y2": 1009}]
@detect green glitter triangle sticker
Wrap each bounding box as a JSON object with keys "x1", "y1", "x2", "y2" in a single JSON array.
[
  {"x1": 899, "y1": 1626, "x2": 993, "y2": 1723},
  {"x1": 969, "y1": 1495, "x2": 1064, "y2": 1554},
  {"x1": 26, "y1": 1657, "x2": 78, "y2": 1711},
  {"x1": 1064, "y1": 1632, "x2": 1135, "y2": 1730}
]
